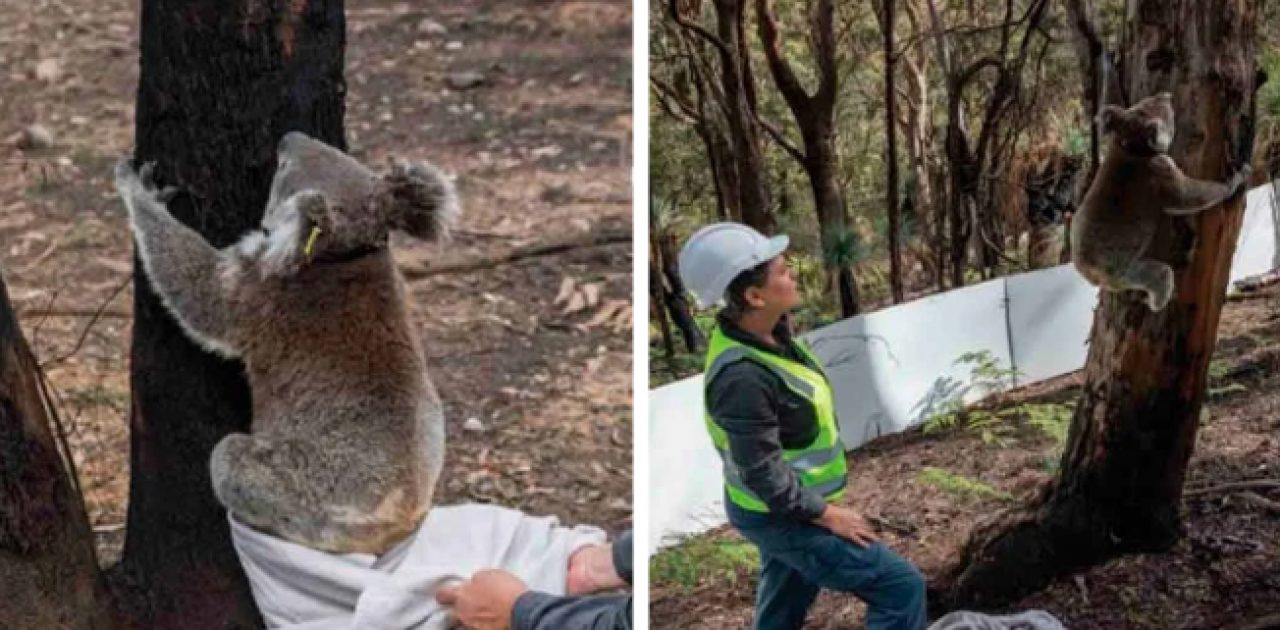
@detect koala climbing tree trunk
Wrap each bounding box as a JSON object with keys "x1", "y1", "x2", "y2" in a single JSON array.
[
  {"x1": 932, "y1": 0, "x2": 1260, "y2": 613},
  {"x1": 112, "y1": 1, "x2": 346, "y2": 628},
  {"x1": 0, "y1": 274, "x2": 117, "y2": 629}
]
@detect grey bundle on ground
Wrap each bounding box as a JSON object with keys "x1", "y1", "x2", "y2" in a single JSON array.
[{"x1": 928, "y1": 610, "x2": 1066, "y2": 630}]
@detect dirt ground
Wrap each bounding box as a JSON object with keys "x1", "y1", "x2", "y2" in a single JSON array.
[
  {"x1": 0, "y1": 0, "x2": 632, "y2": 565},
  {"x1": 652, "y1": 292, "x2": 1280, "y2": 629}
]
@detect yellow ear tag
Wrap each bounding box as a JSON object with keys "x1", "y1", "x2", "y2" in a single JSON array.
[{"x1": 304, "y1": 226, "x2": 322, "y2": 262}]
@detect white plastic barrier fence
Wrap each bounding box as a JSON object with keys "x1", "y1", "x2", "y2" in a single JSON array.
[{"x1": 649, "y1": 184, "x2": 1279, "y2": 553}]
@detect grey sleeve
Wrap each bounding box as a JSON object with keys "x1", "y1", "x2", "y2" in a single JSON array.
[
  {"x1": 706, "y1": 363, "x2": 827, "y2": 522},
  {"x1": 511, "y1": 592, "x2": 631, "y2": 630},
  {"x1": 612, "y1": 529, "x2": 634, "y2": 585}
]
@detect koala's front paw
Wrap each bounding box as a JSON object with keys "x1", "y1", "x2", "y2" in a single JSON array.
[
  {"x1": 1233, "y1": 164, "x2": 1253, "y2": 195},
  {"x1": 1146, "y1": 267, "x2": 1175, "y2": 312},
  {"x1": 115, "y1": 159, "x2": 178, "y2": 212}
]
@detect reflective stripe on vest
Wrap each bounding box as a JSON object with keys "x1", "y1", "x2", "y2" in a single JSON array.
[{"x1": 703, "y1": 326, "x2": 848, "y2": 513}]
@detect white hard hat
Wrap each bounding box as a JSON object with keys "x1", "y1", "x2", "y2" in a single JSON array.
[{"x1": 678, "y1": 222, "x2": 789, "y2": 309}]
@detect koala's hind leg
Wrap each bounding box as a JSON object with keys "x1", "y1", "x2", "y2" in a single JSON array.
[
  {"x1": 1116, "y1": 259, "x2": 1175, "y2": 312},
  {"x1": 211, "y1": 434, "x2": 417, "y2": 553}
]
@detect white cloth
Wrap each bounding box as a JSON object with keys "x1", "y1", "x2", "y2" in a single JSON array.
[
  {"x1": 229, "y1": 503, "x2": 607, "y2": 630},
  {"x1": 928, "y1": 610, "x2": 1066, "y2": 630}
]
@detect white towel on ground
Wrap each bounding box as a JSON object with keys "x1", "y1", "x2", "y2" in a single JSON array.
[
  {"x1": 928, "y1": 610, "x2": 1066, "y2": 630},
  {"x1": 229, "y1": 503, "x2": 607, "y2": 630}
]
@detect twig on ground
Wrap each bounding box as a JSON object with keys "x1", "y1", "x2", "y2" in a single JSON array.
[
  {"x1": 1230, "y1": 491, "x2": 1280, "y2": 514},
  {"x1": 1184, "y1": 479, "x2": 1280, "y2": 497},
  {"x1": 40, "y1": 276, "x2": 130, "y2": 369},
  {"x1": 19, "y1": 307, "x2": 131, "y2": 319},
  {"x1": 402, "y1": 226, "x2": 630, "y2": 279}
]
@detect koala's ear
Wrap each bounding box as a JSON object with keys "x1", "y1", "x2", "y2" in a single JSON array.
[
  {"x1": 380, "y1": 158, "x2": 460, "y2": 242},
  {"x1": 1097, "y1": 105, "x2": 1125, "y2": 134}
]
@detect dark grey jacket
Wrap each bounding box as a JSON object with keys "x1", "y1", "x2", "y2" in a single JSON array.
[
  {"x1": 510, "y1": 529, "x2": 633, "y2": 630},
  {"x1": 705, "y1": 314, "x2": 832, "y2": 522}
]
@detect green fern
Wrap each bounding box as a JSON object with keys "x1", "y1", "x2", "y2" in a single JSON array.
[
  {"x1": 651, "y1": 537, "x2": 760, "y2": 591},
  {"x1": 918, "y1": 467, "x2": 1013, "y2": 502}
]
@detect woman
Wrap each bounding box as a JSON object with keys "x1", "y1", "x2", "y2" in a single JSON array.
[{"x1": 679, "y1": 223, "x2": 926, "y2": 630}]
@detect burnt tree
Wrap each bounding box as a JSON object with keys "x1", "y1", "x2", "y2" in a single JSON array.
[
  {"x1": 0, "y1": 273, "x2": 116, "y2": 629},
  {"x1": 756, "y1": 0, "x2": 861, "y2": 316},
  {"x1": 936, "y1": 0, "x2": 1260, "y2": 610},
  {"x1": 110, "y1": 0, "x2": 347, "y2": 628}
]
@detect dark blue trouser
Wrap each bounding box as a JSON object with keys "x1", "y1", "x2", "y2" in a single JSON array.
[{"x1": 727, "y1": 499, "x2": 927, "y2": 630}]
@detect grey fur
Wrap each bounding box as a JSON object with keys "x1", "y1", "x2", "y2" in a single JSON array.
[
  {"x1": 115, "y1": 133, "x2": 458, "y2": 554},
  {"x1": 1072, "y1": 92, "x2": 1250, "y2": 312}
]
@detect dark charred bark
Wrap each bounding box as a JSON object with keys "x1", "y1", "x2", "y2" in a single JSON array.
[
  {"x1": 936, "y1": 0, "x2": 1260, "y2": 611},
  {"x1": 0, "y1": 274, "x2": 117, "y2": 629},
  {"x1": 112, "y1": 1, "x2": 346, "y2": 628}
]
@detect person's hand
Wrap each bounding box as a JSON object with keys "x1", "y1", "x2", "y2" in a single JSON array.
[
  {"x1": 567, "y1": 543, "x2": 626, "y2": 594},
  {"x1": 435, "y1": 569, "x2": 529, "y2": 630},
  {"x1": 814, "y1": 505, "x2": 879, "y2": 548}
]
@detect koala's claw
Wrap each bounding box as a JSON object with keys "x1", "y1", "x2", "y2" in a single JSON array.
[
  {"x1": 1236, "y1": 164, "x2": 1254, "y2": 193},
  {"x1": 139, "y1": 161, "x2": 157, "y2": 187}
]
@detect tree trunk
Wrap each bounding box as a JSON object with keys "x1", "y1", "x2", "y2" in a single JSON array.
[
  {"x1": 755, "y1": 0, "x2": 857, "y2": 316},
  {"x1": 0, "y1": 273, "x2": 117, "y2": 629},
  {"x1": 658, "y1": 232, "x2": 705, "y2": 353},
  {"x1": 112, "y1": 1, "x2": 346, "y2": 627},
  {"x1": 935, "y1": 0, "x2": 1259, "y2": 611},
  {"x1": 883, "y1": 0, "x2": 904, "y2": 303},
  {"x1": 649, "y1": 252, "x2": 677, "y2": 364},
  {"x1": 713, "y1": 0, "x2": 774, "y2": 232},
  {"x1": 1065, "y1": 0, "x2": 1105, "y2": 187},
  {"x1": 809, "y1": 137, "x2": 860, "y2": 317}
]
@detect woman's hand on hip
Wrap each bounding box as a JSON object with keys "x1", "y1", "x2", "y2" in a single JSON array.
[{"x1": 813, "y1": 505, "x2": 879, "y2": 548}]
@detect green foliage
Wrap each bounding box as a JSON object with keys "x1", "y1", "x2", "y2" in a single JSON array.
[
  {"x1": 1207, "y1": 359, "x2": 1233, "y2": 381},
  {"x1": 1259, "y1": 50, "x2": 1280, "y2": 118},
  {"x1": 955, "y1": 350, "x2": 1019, "y2": 388},
  {"x1": 918, "y1": 467, "x2": 1013, "y2": 502},
  {"x1": 1063, "y1": 129, "x2": 1089, "y2": 158},
  {"x1": 651, "y1": 536, "x2": 760, "y2": 591},
  {"x1": 649, "y1": 346, "x2": 705, "y2": 388},
  {"x1": 922, "y1": 350, "x2": 1019, "y2": 435},
  {"x1": 821, "y1": 226, "x2": 865, "y2": 268},
  {"x1": 922, "y1": 351, "x2": 1075, "y2": 449},
  {"x1": 1023, "y1": 403, "x2": 1074, "y2": 446}
]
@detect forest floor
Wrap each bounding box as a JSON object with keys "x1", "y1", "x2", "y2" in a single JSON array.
[
  {"x1": 652, "y1": 291, "x2": 1280, "y2": 629},
  {"x1": 0, "y1": 0, "x2": 633, "y2": 565}
]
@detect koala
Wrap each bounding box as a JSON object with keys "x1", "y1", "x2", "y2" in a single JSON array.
[
  {"x1": 115, "y1": 132, "x2": 460, "y2": 554},
  {"x1": 1071, "y1": 92, "x2": 1250, "y2": 312}
]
